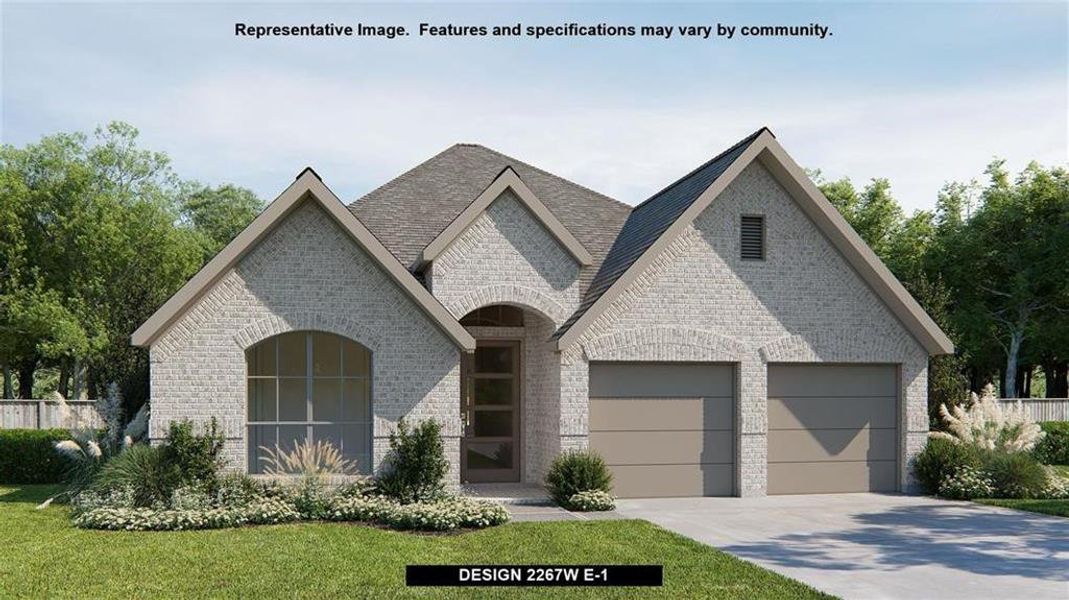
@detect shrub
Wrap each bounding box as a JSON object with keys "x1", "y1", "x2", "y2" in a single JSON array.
[
  {"x1": 73, "y1": 498, "x2": 301, "y2": 531},
  {"x1": 982, "y1": 451, "x2": 1050, "y2": 499},
  {"x1": 937, "y1": 466, "x2": 995, "y2": 500},
  {"x1": 930, "y1": 384, "x2": 1044, "y2": 452},
  {"x1": 376, "y1": 419, "x2": 448, "y2": 504},
  {"x1": 215, "y1": 473, "x2": 262, "y2": 506},
  {"x1": 912, "y1": 437, "x2": 983, "y2": 495},
  {"x1": 162, "y1": 418, "x2": 225, "y2": 490},
  {"x1": 1039, "y1": 469, "x2": 1069, "y2": 499},
  {"x1": 327, "y1": 495, "x2": 510, "y2": 531},
  {"x1": 1032, "y1": 421, "x2": 1069, "y2": 465},
  {"x1": 544, "y1": 450, "x2": 613, "y2": 507},
  {"x1": 567, "y1": 490, "x2": 616, "y2": 511},
  {"x1": 93, "y1": 444, "x2": 180, "y2": 507},
  {"x1": 0, "y1": 429, "x2": 72, "y2": 484}
]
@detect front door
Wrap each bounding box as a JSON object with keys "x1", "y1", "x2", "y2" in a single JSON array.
[{"x1": 461, "y1": 340, "x2": 521, "y2": 483}]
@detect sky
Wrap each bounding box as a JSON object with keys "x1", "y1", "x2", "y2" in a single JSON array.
[{"x1": 1, "y1": 1, "x2": 1066, "y2": 213}]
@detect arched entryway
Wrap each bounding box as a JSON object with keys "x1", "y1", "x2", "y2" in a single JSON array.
[
  {"x1": 458, "y1": 304, "x2": 560, "y2": 484},
  {"x1": 245, "y1": 330, "x2": 372, "y2": 474}
]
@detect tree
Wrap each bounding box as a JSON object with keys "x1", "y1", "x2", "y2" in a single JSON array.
[{"x1": 180, "y1": 184, "x2": 263, "y2": 259}]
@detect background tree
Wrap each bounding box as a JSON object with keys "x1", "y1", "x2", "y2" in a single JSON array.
[{"x1": 180, "y1": 184, "x2": 264, "y2": 259}]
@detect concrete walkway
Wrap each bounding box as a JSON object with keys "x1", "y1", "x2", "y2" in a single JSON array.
[{"x1": 617, "y1": 493, "x2": 1069, "y2": 600}]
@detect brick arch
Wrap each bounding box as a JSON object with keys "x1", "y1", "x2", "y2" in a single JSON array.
[
  {"x1": 447, "y1": 284, "x2": 570, "y2": 327},
  {"x1": 233, "y1": 312, "x2": 384, "y2": 353},
  {"x1": 758, "y1": 332, "x2": 916, "y2": 363},
  {"x1": 580, "y1": 326, "x2": 747, "y2": 362}
]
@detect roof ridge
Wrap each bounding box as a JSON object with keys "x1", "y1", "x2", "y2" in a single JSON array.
[
  {"x1": 630, "y1": 127, "x2": 771, "y2": 213},
  {"x1": 470, "y1": 144, "x2": 633, "y2": 212},
  {"x1": 348, "y1": 143, "x2": 464, "y2": 207}
]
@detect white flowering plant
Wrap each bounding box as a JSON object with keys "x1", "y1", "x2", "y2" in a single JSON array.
[
  {"x1": 566, "y1": 490, "x2": 616, "y2": 512},
  {"x1": 929, "y1": 384, "x2": 1045, "y2": 453},
  {"x1": 938, "y1": 466, "x2": 995, "y2": 500}
]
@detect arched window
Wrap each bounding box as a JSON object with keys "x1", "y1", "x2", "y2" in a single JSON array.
[{"x1": 246, "y1": 331, "x2": 371, "y2": 474}]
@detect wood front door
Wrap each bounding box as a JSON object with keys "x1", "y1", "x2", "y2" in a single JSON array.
[{"x1": 461, "y1": 340, "x2": 521, "y2": 483}]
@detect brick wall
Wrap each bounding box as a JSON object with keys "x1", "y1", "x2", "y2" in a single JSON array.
[
  {"x1": 149, "y1": 201, "x2": 462, "y2": 481},
  {"x1": 567, "y1": 162, "x2": 930, "y2": 495}
]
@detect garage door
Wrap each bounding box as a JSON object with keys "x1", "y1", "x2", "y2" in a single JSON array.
[
  {"x1": 589, "y1": 363, "x2": 734, "y2": 498},
  {"x1": 767, "y1": 364, "x2": 898, "y2": 494}
]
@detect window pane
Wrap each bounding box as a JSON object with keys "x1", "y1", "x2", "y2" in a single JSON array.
[
  {"x1": 343, "y1": 340, "x2": 370, "y2": 377},
  {"x1": 342, "y1": 379, "x2": 370, "y2": 421},
  {"x1": 312, "y1": 379, "x2": 341, "y2": 421},
  {"x1": 474, "y1": 378, "x2": 512, "y2": 406},
  {"x1": 278, "y1": 332, "x2": 307, "y2": 376},
  {"x1": 247, "y1": 425, "x2": 277, "y2": 474},
  {"x1": 473, "y1": 410, "x2": 512, "y2": 437},
  {"x1": 312, "y1": 332, "x2": 341, "y2": 376},
  {"x1": 312, "y1": 424, "x2": 343, "y2": 454},
  {"x1": 247, "y1": 379, "x2": 276, "y2": 422},
  {"x1": 474, "y1": 346, "x2": 512, "y2": 374},
  {"x1": 246, "y1": 339, "x2": 276, "y2": 376},
  {"x1": 342, "y1": 423, "x2": 371, "y2": 474},
  {"x1": 278, "y1": 425, "x2": 307, "y2": 455},
  {"x1": 278, "y1": 378, "x2": 306, "y2": 421},
  {"x1": 466, "y1": 442, "x2": 513, "y2": 470}
]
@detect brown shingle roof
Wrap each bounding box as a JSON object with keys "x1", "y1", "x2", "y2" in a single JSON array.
[{"x1": 348, "y1": 144, "x2": 632, "y2": 296}]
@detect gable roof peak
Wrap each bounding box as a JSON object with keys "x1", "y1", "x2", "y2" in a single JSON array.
[{"x1": 295, "y1": 166, "x2": 323, "y2": 182}]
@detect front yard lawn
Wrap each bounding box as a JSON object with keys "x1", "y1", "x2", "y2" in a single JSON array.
[
  {"x1": 0, "y1": 485, "x2": 831, "y2": 599},
  {"x1": 976, "y1": 498, "x2": 1069, "y2": 518}
]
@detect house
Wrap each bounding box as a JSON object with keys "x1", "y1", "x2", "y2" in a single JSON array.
[{"x1": 131, "y1": 128, "x2": 953, "y2": 498}]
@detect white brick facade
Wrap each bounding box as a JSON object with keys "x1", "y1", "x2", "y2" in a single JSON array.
[
  {"x1": 567, "y1": 162, "x2": 929, "y2": 495},
  {"x1": 148, "y1": 162, "x2": 931, "y2": 497},
  {"x1": 149, "y1": 201, "x2": 462, "y2": 481}
]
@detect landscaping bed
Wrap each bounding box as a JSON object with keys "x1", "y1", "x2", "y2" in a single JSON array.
[{"x1": 0, "y1": 485, "x2": 831, "y2": 599}]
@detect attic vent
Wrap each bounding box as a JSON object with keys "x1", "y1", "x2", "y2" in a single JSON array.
[{"x1": 740, "y1": 215, "x2": 765, "y2": 260}]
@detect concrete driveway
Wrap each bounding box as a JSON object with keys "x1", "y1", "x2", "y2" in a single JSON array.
[{"x1": 616, "y1": 493, "x2": 1069, "y2": 600}]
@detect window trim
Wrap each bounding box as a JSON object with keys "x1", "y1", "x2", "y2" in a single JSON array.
[
  {"x1": 740, "y1": 214, "x2": 767, "y2": 261},
  {"x1": 246, "y1": 331, "x2": 373, "y2": 474}
]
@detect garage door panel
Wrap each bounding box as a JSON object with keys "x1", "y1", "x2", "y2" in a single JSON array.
[
  {"x1": 767, "y1": 461, "x2": 897, "y2": 494},
  {"x1": 589, "y1": 363, "x2": 733, "y2": 398},
  {"x1": 610, "y1": 464, "x2": 734, "y2": 498},
  {"x1": 590, "y1": 397, "x2": 732, "y2": 431},
  {"x1": 591, "y1": 430, "x2": 733, "y2": 465},
  {"x1": 767, "y1": 428, "x2": 896, "y2": 463},
  {"x1": 767, "y1": 365, "x2": 897, "y2": 397},
  {"x1": 768, "y1": 397, "x2": 896, "y2": 430}
]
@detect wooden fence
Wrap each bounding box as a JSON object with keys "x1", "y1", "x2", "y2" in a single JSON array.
[
  {"x1": 999, "y1": 398, "x2": 1069, "y2": 422},
  {"x1": 0, "y1": 400, "x2": 103, "y2": 429}
]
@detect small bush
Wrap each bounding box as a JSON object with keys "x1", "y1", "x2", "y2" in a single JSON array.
[
  {"x1": 544, "y1": 450, "x2": 613, "y2": 507},
  {"x1": 1032, "y1": 421, "x2": 1069, "y2": 466},
  {"x1": 73, "y1": 498, "x2": 301, "y2": 531},
  {"x1": 982, "y1": 451, "x2": 1049, "y2": 499},
  {"x1": 376, "y1": 419, "x2": 448, "y2": 504},
  {"x1": 567, "y1": 490, "x2": 616, "y2": 511},
  {"x1": 93, "y1": 444, "x2": 180, "y2": 507},
  {"x1": 162, "y1": 418, "x2": 225, "y2": 490},
  {"x1": 937, "y1": 466, "x2": 995, "y2": 500},
  {"x1": 0, "y1": 429, "x2": 72, "y2": 484},
  {"x1": 912, "y1": 437, "x2": 982, "y2": 495}
]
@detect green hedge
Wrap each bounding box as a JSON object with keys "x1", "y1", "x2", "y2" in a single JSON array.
[
  {"x1": 0, "y1": 429, "x2": 72, "y2": 484},
  {"x1": 1034, "y1": 421, "x2": 1069, "y2": 465}
]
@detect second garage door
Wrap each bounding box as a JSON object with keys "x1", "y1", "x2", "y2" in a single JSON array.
[
  {"x1": 589, "y1": 362, "x2": 734, "y2": 498},
  {"x1": 767, "y1": 364, "x2": 898, "y2": 494}
]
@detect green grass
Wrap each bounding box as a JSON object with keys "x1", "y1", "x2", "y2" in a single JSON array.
[
  {"x1": 976, "y1": 498, "x2": 1069, "y2": 517},
  {"x1": 0, "y1": 485, "x2": 830, "y2": 599}
]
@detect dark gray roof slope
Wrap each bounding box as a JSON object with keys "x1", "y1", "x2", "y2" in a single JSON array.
[
  {"x1": 349, "y1": 144, "x2": 632, "y2": 295},
  {"x1": 553, "y1": 128, "x2": 770, "y2": 339}
]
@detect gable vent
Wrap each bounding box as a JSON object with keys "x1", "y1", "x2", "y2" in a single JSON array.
[{"x1": 740, "y1": 215, "x2": 765, "y2": 260}]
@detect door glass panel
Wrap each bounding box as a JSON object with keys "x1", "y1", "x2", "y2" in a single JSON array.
[
  {"x1": 473, "y1": 410, "x2": 512, "y2": 437},
  {"x1": 277, "y1": 332, "x2": 307, "y2": 376},
  {"x1": 474, "y1": 346, "x2": 512, "y2": 374},
  {"x1": 466, "y1": 442, "x2": 513, "y2": 470},
  {"x1": 342, "y1": 379, "x2": 369, "y2": 421},
  {"x1": 312, "y1": 379, "x2": 340, "y2": 421},
  {"x1": 312, "y1": 332, "x2": 341, "y2": 376},
  {"x1": 474, "y1": 378, "x2": 512, "y2": 406},
  {"x1": 278, "y1": 378, "x2": 306, "y2": 421},
  {"x1": 247, "y1": 425, "x2": 277, "y2": 474},
  {"x1": 343, "y1": 340, "x2": 370, "y2": 377},
  {"x1": 246, "y1": 339, "x2": 276, "y2": 376},
  {"x1": 247, "y1": 379, "x2": 276, "y2": 421}
]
